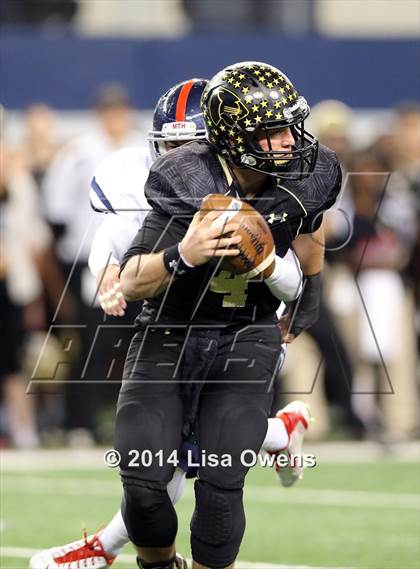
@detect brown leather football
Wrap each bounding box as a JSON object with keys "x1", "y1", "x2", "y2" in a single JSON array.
[{"x1": 200, "y1": 194, "x2": 275, "y2": 275}]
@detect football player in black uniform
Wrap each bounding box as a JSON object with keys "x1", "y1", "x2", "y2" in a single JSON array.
[{"x1": 118, "y1": 62, "x2": 342, "y2": 569}]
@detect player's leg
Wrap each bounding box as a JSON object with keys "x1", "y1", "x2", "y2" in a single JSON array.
[
  {"x1": 28, "y1": 468, "x2": 188, "y2": 569},
  {"x1": 264, "y1": 402, "x2": 313, "y2": 487},
  {"x1": 115, "y1": 326, "x2": 186, "y2": 568},
  {"x1": 259, "y1": 340, "x2": 313, "y2": 487},
  {"x1": 190, "y1": 322, "x2": 282, "y2": 569}
]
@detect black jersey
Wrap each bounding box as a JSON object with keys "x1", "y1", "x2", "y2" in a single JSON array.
[{"x1": 122, "y1": 141, "x2": 341, "y2": 326}]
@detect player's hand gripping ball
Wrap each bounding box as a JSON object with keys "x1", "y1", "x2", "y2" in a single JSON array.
[{"x1": 200, "y1": 194, "x2": 275, "y2": 276}]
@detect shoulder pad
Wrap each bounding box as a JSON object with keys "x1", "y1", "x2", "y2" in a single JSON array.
[
  {"x1": 90, "y1": 147, "x2": 152, "y2": 221},
  {"x1": 285, "y1": 144, "x2": 342, "y2": 216},
  {"x1": 145, "y1": 141, "x2": 228, "y2": 217}
]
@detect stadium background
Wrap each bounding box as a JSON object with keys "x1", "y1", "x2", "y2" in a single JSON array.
[{"x1": 1, "y1": 1, "x2": 419, "y2": 568}]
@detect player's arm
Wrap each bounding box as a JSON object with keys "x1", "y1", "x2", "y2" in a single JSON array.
[
  {"x1": 263, "y1": 248, "x2": 303, "y2": 302},
  {"x1": 89, "y1": 214, "x2": 140, "y2": 316},
  {"x1": 121, "y1": 210, "x2": 242, "y2": 302},
  {"x1": 283, "y1": 223, "x2": 325, "y2": 342}
]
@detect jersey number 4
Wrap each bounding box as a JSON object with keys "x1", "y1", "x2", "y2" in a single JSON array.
[{"x1": 210, "y1": 271, "x2": 249, "y2": 307}]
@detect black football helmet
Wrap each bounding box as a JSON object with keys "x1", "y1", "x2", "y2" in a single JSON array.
[
  {"x1": 148, "y1": 78, "x2": 207, "y2": 160},
  {"x1": 201, "y1": 61, "x2": 318, "y2": 179}
]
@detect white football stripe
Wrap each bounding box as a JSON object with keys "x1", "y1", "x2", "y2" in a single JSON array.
[{"x1": 2, "y1": 476, "x2": 418, "y2": 510}]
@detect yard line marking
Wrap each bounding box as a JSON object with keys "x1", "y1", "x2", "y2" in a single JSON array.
[
  {"x1": 2, "y1": 477, "x2": 419, "y2": 510},
  {"x1": 0, "y1": 547, "x2": 356, "y2": 569}
]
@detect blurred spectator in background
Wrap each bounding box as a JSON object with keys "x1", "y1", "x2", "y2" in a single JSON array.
[
  {"x1": 21, "y1": 104, "x2": 60, "y2": 190},
  {"x1": 393, "y1": 103, "x2": 420, "y2": 187},
  {"x1": 0, "y1": 144, "x2": 50, "y2": 448},
  {"x1": 182, "y1": 0, "x2": 314, "y2": 33},
  {"x1": 41, "y1": 84, "x2": 144, "y2": 444},
  {"x1": 341, "y1": 146, "x2": 418, "y2": 439},
  {"x1": 308, "y1": 100, "x2": 353, "y2": 168},
  {"x1": 0, "y1": 0, "x2": 78, "y2": 26}
]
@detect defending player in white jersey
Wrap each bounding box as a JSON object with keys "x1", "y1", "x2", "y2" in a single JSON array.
[{"x1": 30, "y1": 79, "x2": 311, "y2": 569}]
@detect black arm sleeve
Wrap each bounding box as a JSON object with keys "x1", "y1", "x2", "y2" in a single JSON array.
[
  {"x1": 288, "y1": 272, "x2": 322, "y2": 336},
  {"x1": 120, "y1": 210, "x2": 189, "y2": 272}
]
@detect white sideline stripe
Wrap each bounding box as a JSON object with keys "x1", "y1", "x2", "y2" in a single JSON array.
[
  {"x1": 2, "y1": 477, "x2": 419, "y2": 510},
  {"x1": 0, "y1": 547, "x2": 354, "y2": 569}
]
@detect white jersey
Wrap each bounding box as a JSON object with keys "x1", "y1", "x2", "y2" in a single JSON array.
[
  {"x1": 90, "y1": 147, "x2": 153, "y2": 225},
  {"x1": 88, "y1": 147, "x2": 153, "y2": 276}
]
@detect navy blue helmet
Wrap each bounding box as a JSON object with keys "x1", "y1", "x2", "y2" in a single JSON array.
[{"x1": 148, "y1": 78, "x2": 208, "y2": 160}]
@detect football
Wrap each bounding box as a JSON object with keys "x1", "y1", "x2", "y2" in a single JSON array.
[{"x1": 200, "y1": 194, "x2": 275, "y2": 275}]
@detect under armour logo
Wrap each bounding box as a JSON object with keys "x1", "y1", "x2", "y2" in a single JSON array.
[
  {"x1": 268, "y1": 212, "x2": 288, "y2": 224},
  {"x1": 169, "y1": 259, "x2": 185, "y2": 275}
]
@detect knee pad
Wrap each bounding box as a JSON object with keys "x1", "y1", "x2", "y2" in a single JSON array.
[
  {"x1": 122, "y1": 481, "x2": 177, "y2": 548},
  {"x1": 190, "y1": 480, "x2": 245, "y2": 568}
]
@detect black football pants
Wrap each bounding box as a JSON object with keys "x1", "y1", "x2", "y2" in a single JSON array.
[{"x1": 115, "y1": 319, "x2": 283, "y2": 567}]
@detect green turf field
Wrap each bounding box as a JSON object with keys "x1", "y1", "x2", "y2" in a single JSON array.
[{"x1": 1, "y1": 451, "x2": 419, "y2": 569}]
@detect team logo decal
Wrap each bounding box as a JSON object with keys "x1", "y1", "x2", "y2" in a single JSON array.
[{"x1": 209, "y1": 88, "x2": 249, "y2": 127}]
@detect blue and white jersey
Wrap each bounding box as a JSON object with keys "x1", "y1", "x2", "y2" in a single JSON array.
[
  {"x1": 88, "y1": 147, "x2": 153, "y2": 277},
  {"x1": 90, "y1": 147, "x2": 153, "y2": 225}
]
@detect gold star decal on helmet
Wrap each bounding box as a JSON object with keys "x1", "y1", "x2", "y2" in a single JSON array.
[
  {"x1": 227, "y1": 77, "x2": 234, "y2": 84},
  {"x1": 237, "y1": 135, "x2": 244, "y2": 143},
  {"x1": 234, "y1": 81, "x2": 241, "y2": 88},
  {"x1": 219, "y1": 124, "x2": 226, "y2": 131},
  {"x1": 242, "y1": 86, "x2": 250, "y2": 94},
  {"x1": 265, "y1": 71, "x2": 272, "y2": 77},
  {"x1": 282, "y1": 97, "x2": 288, "y2": 104},
  {"x1": 239, "y1": 73, "x2": 245, "y2": 80},
  {"x1": 238, "y1": 145, "x2": 245, "y2": 153},
  {"x1": 245, "y1": 95, "x2": 253, "y2": 103},
  {"x1": 244, "y1": 119, "x2": 252, "y2": 127},
  {"x1": 260, "y1": 100, "x2": 268, "y2": 108},
  {"x1": 267, "y1": 82, "x2": 273, "y2": 88},
  {"x1": 275, "y1": 112, "x2": 283, "y2": 120},
  {"x1": 273, "y1": 78, "x2": 279, "y2": 85},
  {"x1": 274, "y1": 101, "x2": 282, "y2": 109},
  {"x1": 266, "y1": 110, "x2": 273, "y2": 118},
  {"x1": 254, "y1": 69, "x2": 261, "y2": 76},
  {"x1": 279, "y1": 87, "x2": 285, "y2": 94},
  {"x1": 288, "y1": 94, "x2": 294, "y2": 101},
  {"x1": 285, "y1": 83, "x2": 291, "y2": 90},
  {"x1": 229, "y1": 129, "x2": 235, "y2": 137},
  {"x1": 252, "y1": 104, "x2": 259, "y2": 112},
  {"x1": 255, "y1": 115, "x2": 262, "y2": 123}
]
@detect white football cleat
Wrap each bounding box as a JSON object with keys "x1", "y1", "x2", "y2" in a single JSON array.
[
  {"x1": 29, "y1": 531, "x2": 115, "y2": 569},
  {"x1": 274, "y1": 400, "x2": 312, "y2": 487}
]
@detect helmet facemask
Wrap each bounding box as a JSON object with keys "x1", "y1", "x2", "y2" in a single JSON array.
[{"x1": 237, "y1": 118, "x2": 319, "y2": 180}]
